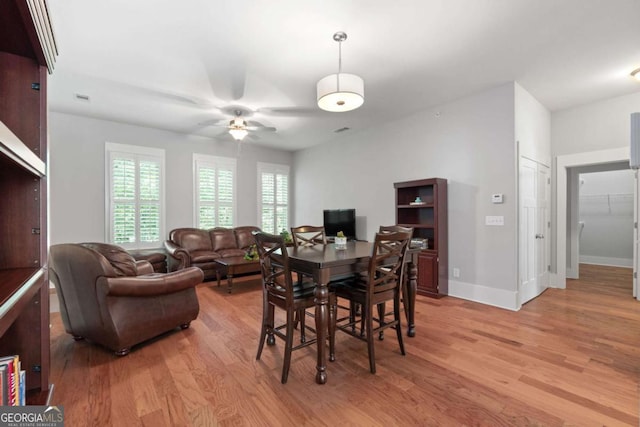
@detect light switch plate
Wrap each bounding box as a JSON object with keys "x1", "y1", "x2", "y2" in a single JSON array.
[{"x1": 485, "y1": 215, "x2": 504, "y2": 226}]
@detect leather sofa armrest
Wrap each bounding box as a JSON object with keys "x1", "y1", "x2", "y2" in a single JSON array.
[
  {"x1": 135, "y1": 260, "x2": 154, "y2": 275},
  {"x1": 103, "y1": 267, "x2": 204, "y2": 297},
  {"x1": 164, "y1": 240, "x2": 191, "y2": 270}
]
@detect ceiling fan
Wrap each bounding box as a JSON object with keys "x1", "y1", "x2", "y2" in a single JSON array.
[{"x1": 200, "y1": 108, "x2": 277, "y2": 141}]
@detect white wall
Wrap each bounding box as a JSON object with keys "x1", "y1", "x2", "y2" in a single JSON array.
[
  {"x1": 579, "y1": 169, "x2": 634, "y2": 267},
  {"x1": 49, "y1": 112, "x2": 293, "y2": 245},
  {"x1": 552, "y1": 91, "x2": 640, "y2": 157},
  {"x1": 515, "y1": 82, "x2": 551, "y2": 166},
  {"x1": 294, "y1": 83, "x2": 519, "y2": 309}
]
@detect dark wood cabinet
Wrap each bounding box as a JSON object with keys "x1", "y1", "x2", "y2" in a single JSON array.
[
  {"x1": 394, "y1": 178, "x2": 448, "y2": 297},
  {"x1": 0, "y1": 0, "x2": 57, "y2": 404}
]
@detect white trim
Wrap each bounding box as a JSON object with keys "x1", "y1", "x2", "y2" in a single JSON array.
[
  {"x1": 579, "y1": 256, "x2": 633, "y2": 268},
  {"x1": 448, "y1": 279, "x2": 519, "y2": 311},
  {"x1": 555, "y1": 147, "x2": 629, "y2": 289},
  {"x1": 192, "y1": 153, "x2": 237, "y2": 228},
  {"x1": 257, "y1": 162, "x2": 290, "y2": 234},
  {"x1": 104, "y1": 142, "x2": 166, "y2": 249}
]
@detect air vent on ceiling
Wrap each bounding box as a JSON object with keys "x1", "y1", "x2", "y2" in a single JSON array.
[
  {"x1": 334, "y1": 127, "x2": 350, "y2": 133},
  {"x1": 74, "y1": 93, "x2": 90, "y2": 102}
]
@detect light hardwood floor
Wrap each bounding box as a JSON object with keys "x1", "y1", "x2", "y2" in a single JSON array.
[{"x1": 49, "y1": 264, "x2": 639, "y2": 426}]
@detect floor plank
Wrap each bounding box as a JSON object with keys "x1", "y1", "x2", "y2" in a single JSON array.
[{"x1": 49, "y1": 265, "x2": 640, "y2": 426}]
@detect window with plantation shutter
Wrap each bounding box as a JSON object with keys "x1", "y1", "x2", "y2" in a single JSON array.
[
  {"x1": 194, "y1": 154, "x2": 236, "y2": 228},
  {"x1": 106, "y1": 143, "x2": 165, "y2": 249},
  {"x1": 258, "y1": 162, "x2": 289, "y2": 234}
]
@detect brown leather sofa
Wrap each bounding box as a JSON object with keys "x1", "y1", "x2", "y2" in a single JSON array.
[
  {"x1": 164, "y1": 226, "x2": 260, "y2": 279},
  {"x1": 49, "y1": 242, "x2": 204, "y2": 356}
]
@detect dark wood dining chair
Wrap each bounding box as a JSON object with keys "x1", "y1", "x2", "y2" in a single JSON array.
[
  {"x1": 253, "y1": 231, "x2": 336, "y2": 384},
  {"x1": 332, "y1": 230, "x2": 412, "y2": 374},
  {"x1": 290, "y1": 225, "x2": 328, "y2": 339},
  {"x1": 290, "y1": 225, "x2": 327, "y2": 247},
  {"x1": 377, "y1": 225, "x2": 414, "y2": 336}
]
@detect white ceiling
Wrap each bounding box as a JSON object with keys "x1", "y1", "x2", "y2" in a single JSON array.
[{"x1": 48, "y1": 0, "x2": 640, "y2": 151}]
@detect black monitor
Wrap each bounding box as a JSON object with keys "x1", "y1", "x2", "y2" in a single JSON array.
[{"x1": 323, "y1": 209, "x2": 356, "y2": 239}]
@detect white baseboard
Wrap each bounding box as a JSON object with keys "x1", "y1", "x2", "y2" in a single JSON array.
[
  {"x1": 579, "y1": 255, "x2": 633, "y2": 268},
  {"x1": 448, "y1": 280, "x2": 519, "y2": 311}
]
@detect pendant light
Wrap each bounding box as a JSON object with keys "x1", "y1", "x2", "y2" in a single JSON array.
[{"x1": 317, "y1": 32, "x2": 364, "y2": 112}]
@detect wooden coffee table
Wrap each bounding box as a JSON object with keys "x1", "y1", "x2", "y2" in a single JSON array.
[{"x1": 215, "y1": 256, "x2": 261, "y2": 293}]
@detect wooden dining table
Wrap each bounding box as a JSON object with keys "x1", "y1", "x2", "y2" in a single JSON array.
[{"x1": 283, "y1": 241, "x2": 418, "y2": 384}]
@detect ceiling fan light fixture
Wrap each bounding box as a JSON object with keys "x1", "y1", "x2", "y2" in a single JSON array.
[
  {"x1": 317, "y1": 31, "x2": 364, "y2": 112},
  {"x1": 631, "y1": 67, "x2": 640, "y2": 81},
  {"x1": 228, "y1": 118, "x2": 248, "y2": 141}
]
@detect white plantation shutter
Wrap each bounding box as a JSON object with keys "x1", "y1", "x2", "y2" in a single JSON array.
[
  {"x1": 258, "y1": 163, "x2": 289, "y2": 234},
  {"x1": 194, "y1": 155, "x2": 236, "y2": 228},
  {"x1": 106, "y1": 143, "x2": 165, "y2": 248}
]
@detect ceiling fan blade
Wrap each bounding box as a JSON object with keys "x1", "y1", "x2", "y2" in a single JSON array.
[
  {"x1": 247, "y1": 126, "x2": 276, "y2": 132},
  {"x1": 198, "y1": 118, "x2": 229, "y2": 127},
  {"x1": 257, "y1": 106, "x2": 317, "y2": 116},
  {"x1": 205, "y1": 60, "x2": 246, "y2": 102},
  {"x1": 246, "y1": 119, "x2": 275, "y2": 130}
]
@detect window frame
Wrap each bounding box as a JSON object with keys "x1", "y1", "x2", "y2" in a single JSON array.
[
  {"x1": 257, "y1": 162, "x2": 290, "y2": 234},
  {"x1": 193, "y1": 154, "x2": 237, "y2": 228},
  {"x1": 104, "y1": 142, "x2": 166, "y2": 250}
]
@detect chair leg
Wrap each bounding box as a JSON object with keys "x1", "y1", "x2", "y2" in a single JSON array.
[
  {"x1": 299, "y1": 309, "x2": 306, "y2": 343},
  {"x1": 377, "y1": 302, "x2": 385, "y2": 340},
  {"x1": 394, "y1": 293, "x2": 405, "y2": 356},
  {"x1": 365, "y1": 304, "x2": 376, "y2": 374},
  {"x1": 256, "y1": 299, "x2": 271, "y2": 360},
  {"x1": 281, "y1": 309, "x2": 295, "y2": 384},
  {"x1": 329, "y1": 295, "x2": 336, "y2": 362},
  {"x1": 266, "y1": 303, "x2": 276, "y2": 346}
]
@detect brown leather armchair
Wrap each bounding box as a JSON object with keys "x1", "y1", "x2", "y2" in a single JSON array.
[{"x1": 49, "y1": 242, "x2": 204, "y2": 356}]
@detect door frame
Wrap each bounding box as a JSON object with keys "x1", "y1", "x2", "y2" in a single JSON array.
[{"x1": 554, "y1": 147, "x2": 630, "y2": 289}]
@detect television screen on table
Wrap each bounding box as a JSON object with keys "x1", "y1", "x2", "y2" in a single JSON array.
[{"x1": 323, "y1": 209, "x2": 356, "y2": 239}]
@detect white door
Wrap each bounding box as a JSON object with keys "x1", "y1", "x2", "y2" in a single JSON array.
[{"x1": 519, "y1": 157, "x2": 550, "y2": 305}]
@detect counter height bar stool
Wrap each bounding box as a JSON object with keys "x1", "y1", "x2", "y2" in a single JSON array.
[{"x1": 332, "y1": 230, "x2": 412, "y2": 374}]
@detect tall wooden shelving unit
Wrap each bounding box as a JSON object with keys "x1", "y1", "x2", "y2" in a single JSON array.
[
  {"x1": 0, "y1": 0, "x2": 57, "y2": 403},
  {"x1": 394, "y1": 178, "x2": 448, "y2": 298}
]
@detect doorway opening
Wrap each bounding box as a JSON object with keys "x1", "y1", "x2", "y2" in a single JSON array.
[{"x1": 555, "y1": 147, "x2": 637, "y2": 299}]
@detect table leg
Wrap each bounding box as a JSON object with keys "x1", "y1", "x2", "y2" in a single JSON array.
[
  {"x1": 405, "y1": 260, "x2": 417, "y2": 337},
  {"x1": 314, "y1": 277, "x2": 329, "y2": 384},
  {"x1": 227, "y1": 270, "x2": 234, "y2": 294}
]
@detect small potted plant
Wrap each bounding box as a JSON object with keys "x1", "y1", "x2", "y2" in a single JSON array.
[
  {"x1": 280, "y1": 228, "x2": 293, "y2": 244},
  {"x1": 335, "y1": 231, "x2": 347, "y2": 249}
]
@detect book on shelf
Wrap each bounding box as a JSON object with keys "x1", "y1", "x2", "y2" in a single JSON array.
[
  {"x1": 409, "y1": 201, "x2": 426, "y2": 206},
  {"x1": 0, "y1": 355, "x2": 21, "y2": 406},
  {"x1": 19, "y1": 370, "x2": 25, "y2": 406}
]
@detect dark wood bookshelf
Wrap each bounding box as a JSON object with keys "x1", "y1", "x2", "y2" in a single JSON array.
[
  {"x1": 394, "y1": 178, "x2": 448, "y2": 297},
  {"x1": 0, "y1": 0, "x2": 57, "y2": 404}
]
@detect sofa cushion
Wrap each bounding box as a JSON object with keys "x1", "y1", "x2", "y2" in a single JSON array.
[
  {"x1": 218, "y1": 248, "x2": 246, "y2": 258},
  {"x1": 171, "y1": 228, "x2": 213, "y2": 252},
  {"x1": 211, "y1": 228, "x2": 237, "y2": 251},
  {"x1": 81, "y1": 242, "x2": 137, "y2": 277},
  {"x1": 234, "y1": 226, "x2": 260, "y2": 249},
  {"x1": 190, "y1": 250, "x2": 221, "y2": 263}
]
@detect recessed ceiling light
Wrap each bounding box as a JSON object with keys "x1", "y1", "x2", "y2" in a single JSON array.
[
  {"x1": 74, "y1": 93, "x2": 90, "y2": 102},
  {"x1": 631, "y1": 68, "x2": 640, "y2": 81}
]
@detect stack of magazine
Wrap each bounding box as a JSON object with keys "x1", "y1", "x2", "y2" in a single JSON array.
[{"x1": 0, "y1": 355, "x2": 25, "y2": 406}]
